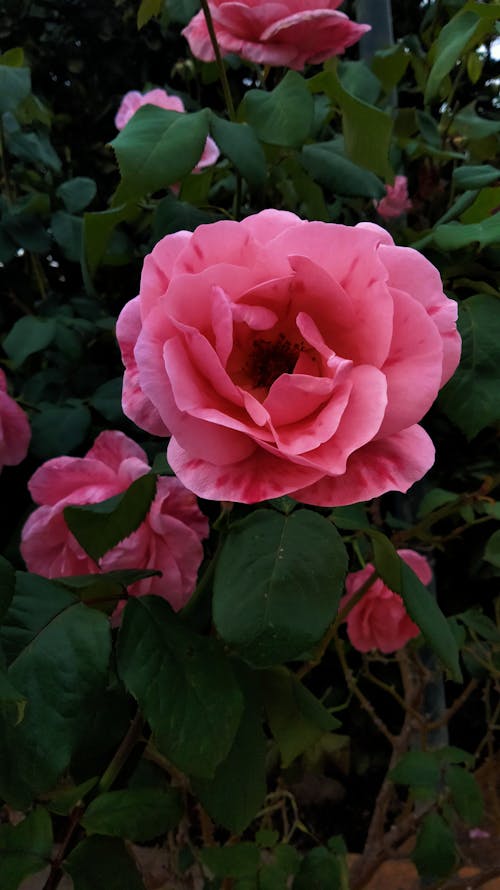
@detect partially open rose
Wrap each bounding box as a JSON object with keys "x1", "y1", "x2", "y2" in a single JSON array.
[
  {"x1": 21, "y1": 431, "x2": 208, "y2": 611},
  {"x1": 117, "y1": 210, "x2": 461, "y2": 506},
  {"x1": 341, "y1": 550, "x2": 433, "y2": 653},
  {"x1": 0, "y1": 369, "x2": 30, "y2": 473},
  {"x1": 183, "y1": 0, "x2": 370, "y2": 70},
  {"x1": 115, "y1": 88, "x2": 219, "y2": 172},
  {"x1": 376, "y1": 175, "x2": 413, "y2": 221}
]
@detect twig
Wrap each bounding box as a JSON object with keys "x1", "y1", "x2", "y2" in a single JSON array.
[
  {"x1": 333, "y1": 634, "x2": 395, "y2": 745},
  {"x1": 199, "y1": 0, "x2": 236, "y2": 122}
]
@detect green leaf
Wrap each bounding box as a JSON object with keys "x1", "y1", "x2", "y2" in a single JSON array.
[
  {"x1": 83, "y1": 203, "x2": 138, "y2": 276},
  {"x1": 213, "y1": 509, "x2": 348, "y2": 667},
  {"x1": 111, "y1": 106, "x2": 210, "y2": 203},
  {"x1": 0, "y1": 808, "x2": 52, "y2": 890},
  {"x1": 301, "y1": 141, "x2": 385, "y2": 198},
  {"x1": 446, "y1": 765, "x2": 483, "y2": 825},
  {"x1": 0, "y1": 64, "x2": 31, "y2": 113},
  {"x1": 371, "y1": 44, "x2": 410, "y2": 93},
  {"x1": 484, "y1": 530, "x2": 500, "y2": 569},
  {"x1": 194, "y1": 663, "x2": 267, "y2": 833},
  {"x1": 439, "y1": 295, "x2": 500, "y2": 439},
  {"x1": 239, "y1": 71, "x2": 314, "y2": 148},
  {"x1": 293, "y1": 846, "x2": 345, "y2": 890},
  {"x1": 209, "y1": 114, "x2": 266, "y2": 187},
  {"x1": 137, "y1": 0, "x2": 162, "y2": 28},
  {"x1": 3, "y1": 113, "x2": 61, "y2": 172},
  {"x1": 433, "y1": 213, "x2": 500, "y2": 250},
  {"x1": 309, "y1": 66, "x2": 392, "y2": 179},
  {"x1": 117, "y1": 596, "x2": 243, "y2": 778},
  {"x1": 46, "y1": 777, "x2": 98, "y2": 815},
  {"x1": 338, "y1": 60, "x2": 380, "y2": 105},
  {"x1": 201, "y1": 844, "x2": 260, "y2": 879},
  {"x1": 57, "y1": 177, "x2": 97, "y2": 212},
  {"x1": 64, "y1": 836, "x2": 145, "y2": 890},
  {"x1": 263, "y1": 667, "x2": 340, "y2": 767},
  {"x1": 51, "y1": 210, "x2": 83, "y2": 262},
  {"x1": 329, "y1": 504, "x2": 369, "y2": 531},
  {"x1": 64, "y1": 472, "x2": 157, "y2": 563},
  {"x1": 89, "y1": 377, "x2": 124, "y2": 422},
  {"x1": 3, "y1": 316, "x2": 57, "y2": 367},
  {"x1": 459, "y1": 608, "x2": 500, "y2": 641},
  {"x1": 0, "y1": 556, "x2": 15, "y2": 624},
  {"x1": 425, "y1": 11, "x2": 480, "y2": 103},
  {"x1": 31, "y1": 401, "x2": 91, "y2": 458},
  {"x1": 412, "y1": 812, "x2": 457, "y2": 879},
  {"x1": 453, "y1": 165, "x2": 499, "y2": 190},
  {"x1": 0, "y1": 573, "x2": 111, "y2": 807},
  {"x1": 369, "y1": 530, "x2": 401, "y2": 592},
  {"x1": 399, "y1": 561, "x2": 461, "y2": 680},
  {"x1": 82, "y1": 788, "x2": 182, "y2": 841},
  {"x1": 0, "y1": 667, "x2": 26, "y2": 725},
  {"x1": 390, "y1": 751, "x2": 441, "y2": 791}
]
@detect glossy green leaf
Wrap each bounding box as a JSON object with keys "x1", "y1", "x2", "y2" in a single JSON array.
[
  {"x1": 263, "y1": 667, "x2": 340, "y2": 767},
  {"x1": 446, "y1": 765, "x2": 483, "y2": 825},
  {"x1": 194, "y1": 664, "x2": 267, "y2": 833},
  {"x1": 390, "y1": 751, "x2": 441, "y2": 791},
  {"x1": 369, "y1": 530, "x2": 401, "y2": 592},
  {"x1": 3, "y1": 113, "x2": 61, "y2": 172},
  {"x1": 439, "y1": 295, "x2": 500, "y2": 439},
  {"x1": 213, "y1": 509, "x2": 348, "y2": 667},
  {"x1": 239, "y1": 71, "x2": 314, "y2": 148},
  {"x1": 0, "y1": 574, "x2": 111, "y2": 807},
  {"x1": 301, "y1": 141, "x2": 385, "y2": 198},
  {"x1": 453, "y1": 165, "x2": 500, "y2": 190},
  {"x1": 425, "y1": 11, "x2": 480, "y2": 102},
  {"x1": 371, "y1": 45, "x2": 410, "y2": 93},
  {"x1": 64, "y1": 472, "x2": 157, "y2": 562},
  {"x1": 0, "y1": 64, "x2": 31, "y2": 113},
  {"x1": 412, "y1": 812, "x2": 456, "y2": 879},
  {"x1": 83, "y1": 203, "x2": 138, "y2": 275},
  {"x1": 111, "y1": 105, "x2": 210, "y2": 203},
  {"x1": 57, "y1": 177, "x2": 97, "y2": 212},
  {"x1": 51, "y1": 210, "x2": 83, "y2": 261},
  {"x1": 64, "y1": 836, "x2": 145, "y2": 890},
  {"x1": 433, "y1": 213, "x2": 500, "y2": 250},
  {"x1": 3, "y1": 316, "x2": 57, "y2": 367},
  {"x1": 209, "y1": 114, "x2": 266, "y2": 187},
  {"x1": 0, "y1": 808, "x2": 52, "y2": 890},
  {"x1": 82, "y1": 787, "x2": 182, "y2": 841},
  {"x1": 117, "y1": 596, "x2": 243, "y2": 778},
  {"x1": 30, "y1": 401, "x2": 91, "y2": 458}
]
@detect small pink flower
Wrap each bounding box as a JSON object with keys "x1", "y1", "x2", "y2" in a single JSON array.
[
  {"x1": 0, "y1": 369, "x2": 30, "y2": 472},
  {"x1": 183, "y1": 0, "x2": 370, "y2": 71},
  {"x1": 115, "y1": 88, "x2": 219, "y2": 174},
  {"x1": 468, "y1": 828, "x2": 490, "y2": 840},
  {"x1": 116, "y1": 210, "x2": 461, "y2": 506},
  {"x1": 375, "y1": 175, "x2": 413, "y2": 221},
  {"x1": 341, "y1": 550, "x2": 432, "y2": 653},
  {"x1": 21, "y1": 431, "x2": 208, "y2": 612}
]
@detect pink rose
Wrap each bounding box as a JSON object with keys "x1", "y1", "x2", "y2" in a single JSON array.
[
  {"x1": 114, "y1": 88, "x2": 219, "y2": 173},
  {"x1": 116, "y1": 210, "x2": 461, "y2": 506},
  {"x1": 0, "y1": 369, "x2": 30, "y2": 472},
  {"x1": 375, "y1": 175, "x2": 413, "y2": 221},
  {"x1": 341, "y1": 550, "x2": 433, "y2": 653},
  {"x1": 21, "y1": 430, "x2": 208, "y2": 611},
  {"x1": 183, "y1": 1, "x2": 370, "y2": 70}
]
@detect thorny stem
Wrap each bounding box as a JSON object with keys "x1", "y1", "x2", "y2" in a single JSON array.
[
  {"x1": 199, "y1": 0, "x2": 236, "y2": 122},
  {"x1": 333, "y1": 633, "x2": 395, "y2": 746}
]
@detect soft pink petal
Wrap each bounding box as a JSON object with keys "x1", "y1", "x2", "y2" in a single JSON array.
[{"x1": 0, "y1": 388, "x2": 31, "y2": 468}]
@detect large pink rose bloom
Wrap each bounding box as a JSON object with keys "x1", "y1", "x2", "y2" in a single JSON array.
[
  {"x1": 183, "y1": 0, "x2": 370, "y2": 70},
  {"x1": 116, "y1": 210, "x2": 461, "y2": 506},
  {"x1": 115, "y1": 88, "x2": 219, "y2": 172},
  {"x1": 341, "y1": 550, "x2": 432, "y2": 654},
  {"x1": 21, "y1": 431, "x2": 208, "y2": 611},
  {"x1": 376, "y1": 175, "x2": 413, "y2": 221},
  {"x1": 0, "y1": 369, "x2": 30, "y2": 472}
]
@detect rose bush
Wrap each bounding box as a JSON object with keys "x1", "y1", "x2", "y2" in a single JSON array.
[
  {"x1": 21, "y1": 430, "x2": 208, "y2": 610},
  {"x1": 115, "y1": 88, "x2": 219, "y2": 172},
  {"x1": 0, "y1": 369, "x2": 31, "y2": 473},
  {"x1": 182, "y1": 0, "x2": 370, "y2": 70},
  {"x1": 117, "y1": 209, "x2": 461, "y2": 506},
  {"x1": 376, "y1": 175, "x2": 413, "y2": 221},
  {"x1": 341, "y1": 550, "x2": 433, "y2": 653}
]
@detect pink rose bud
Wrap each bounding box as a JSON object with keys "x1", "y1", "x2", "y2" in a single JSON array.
[
  {"x1": 115, "y1": 88, "x2": 219, "y2": 174},
  {"x1": 0, "y1": 369, "x2": 30, "y2": 472},
  {"x1": 375, "y1": 175, "x2": 413, "y2": 220},
  {"x1": 116, "y1": 210, "x2": 461, "y2": 506},
  {"x1": 183, "y1": 0, "x2": 371, "y2": 70},
  {"x1": 21, "y1": 430, "x2": 208, "y2": 612},
  {"x1": 341, "y1": 550, "x2": 433, "y2": 653}
]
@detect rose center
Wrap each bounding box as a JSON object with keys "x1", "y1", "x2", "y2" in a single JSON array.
[{"x1": 247, "y1": 333, "x2": 302, "y2": 389}]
